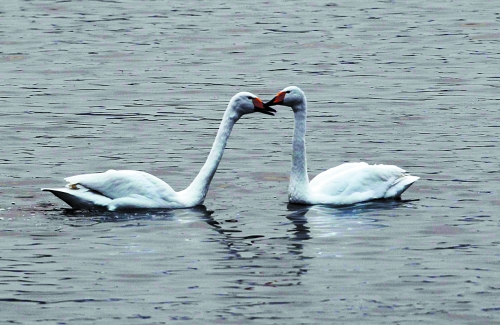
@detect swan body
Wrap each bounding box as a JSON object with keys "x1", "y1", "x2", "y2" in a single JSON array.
[
  {"x1": 43, "y1": 92, "x2": 275, "y2": 211},
  {"x1": 266, "y1": 86, "x2": 418, "y2": 206}
]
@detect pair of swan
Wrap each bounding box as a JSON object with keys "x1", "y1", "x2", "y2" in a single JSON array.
[{"x1": 43, "y1": 87, "x2": 418, "y2": 211}]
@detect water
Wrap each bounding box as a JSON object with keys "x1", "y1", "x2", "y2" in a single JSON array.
[{"x1": 1, "y1": 0, "x2": 499, "y2": 323}]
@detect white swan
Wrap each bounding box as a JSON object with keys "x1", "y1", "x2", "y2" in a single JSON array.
[
  {"x1": 265, "y1": 86, "x2": 418, "y2": 206},
  {"x1": 42, "y1": 92, "x2": 276, "y2": 211}
]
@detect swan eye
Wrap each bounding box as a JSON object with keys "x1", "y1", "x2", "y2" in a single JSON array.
[{"x1": 247, "y1": 96, "x2": 253, "y2": 100}]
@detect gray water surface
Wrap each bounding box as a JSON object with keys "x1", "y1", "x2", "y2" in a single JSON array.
[{"x1": 1, "y1": 0, "x2": 499, "y2": 324}]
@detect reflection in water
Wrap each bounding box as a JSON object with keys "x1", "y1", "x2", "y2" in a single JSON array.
[
  {"x1": 208, "y1": 201, "x2": 416, "y2": 315},
  {"x1": 48, "y1": 205, "x2": 217, "y2": 226},
  {"x1": 47, "y1": 204, "x2": 312, "y2": 296},
  {"x1": 286, "y1": 200, "x2": 414, "y2": 241}
]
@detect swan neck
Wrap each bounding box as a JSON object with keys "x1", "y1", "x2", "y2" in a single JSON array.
[
  {"x1": 290, "y1": 102, "x2": 310, "y2": 200},
  {"x1": 183, "y1": 108, "x2": 238, "y2": 204}
]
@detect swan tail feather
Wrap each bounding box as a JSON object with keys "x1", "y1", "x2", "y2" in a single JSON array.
[
  {"x1": 42, "y1": 186, "x2": 111, "y2": 210},
  {"x1": 385, "y1": 175, "x2": 419, "y2": 199}
]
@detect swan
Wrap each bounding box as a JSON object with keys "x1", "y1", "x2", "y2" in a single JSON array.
[
  {"x1": 265, "y1": 86, "x2": 418, "y2": 206},
  {"x1": 42, "y1": 92, "x2": 276, "y2": 211}
]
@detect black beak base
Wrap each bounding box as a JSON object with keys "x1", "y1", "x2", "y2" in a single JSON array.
[{"x1": 255, "y1": 106, "x2": 277, "y2": 116}]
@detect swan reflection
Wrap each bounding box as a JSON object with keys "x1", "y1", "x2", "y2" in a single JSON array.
[
  {"x1": 286, "y1": 200, "x2": 413, "y2": 240},
  {"x1": 50, "y1": 205, "x2": 216, "y2": 226}
]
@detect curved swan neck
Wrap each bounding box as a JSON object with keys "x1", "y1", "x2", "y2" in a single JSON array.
[
  {"x1": 182, "y1": 107, "x2": 239, "y2": 204},
  {"x1": 289, "y1": 101, "x2": 310, "y2": 201}
]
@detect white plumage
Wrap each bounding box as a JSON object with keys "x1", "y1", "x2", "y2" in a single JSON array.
[{"x1": 266, "y1": 86, "x2": 419, "y2": 206}]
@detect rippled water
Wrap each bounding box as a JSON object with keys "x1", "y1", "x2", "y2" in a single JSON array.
[{"x1": 1, "y1": 0, "x2": 499, "y2": 324}]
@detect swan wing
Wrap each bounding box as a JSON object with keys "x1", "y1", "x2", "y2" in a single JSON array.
[
  {"x1": 309, "y1": 163, "x2": 418, "y2": 204},
  {"x1": 65, "y1": 170, "x2": 176, "y2": 200},
  {"x1": 309, "y1": 162, "x2": 369, "y2": 190}
]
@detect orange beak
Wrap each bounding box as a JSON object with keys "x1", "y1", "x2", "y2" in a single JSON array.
[
  {"x1": 252, "y1": 97, "x2": 265, "y2": 110},
  {"x1": 253, "y1": 97, "x2": 276, "y2": 116},
  {"x1": 264, "y1": 91, "x2": 286, "y2": 107}
]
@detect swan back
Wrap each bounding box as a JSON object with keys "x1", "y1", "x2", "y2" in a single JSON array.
[
  {"x1": 308, "y1": 163, "x2": 416, "y2": 205},
  {"x1": 66, "y1": 170, "x2": 177, "y2": 201}
]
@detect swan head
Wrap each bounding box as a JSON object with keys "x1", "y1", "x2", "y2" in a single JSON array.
[
  {"x1": 264, "y1": 86, "x2": 306, "y2": 112},
  {"x1": 229, "y1": 92, "x2": 276, "y2": 118}
]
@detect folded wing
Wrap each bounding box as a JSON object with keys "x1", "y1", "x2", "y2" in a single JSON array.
[{"x1": 309, "y1": 162, "x2": 418, "y2": 204}]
